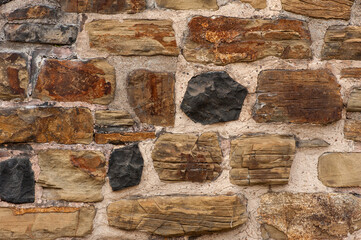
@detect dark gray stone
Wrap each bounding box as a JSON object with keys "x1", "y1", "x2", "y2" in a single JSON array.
[
  {"x1": 0, "y1": 0, "x2": 13, "y2": 5},
  {"x1": 180, "y1": 72, "x2": 248, "y2": 125},
  {"x1": 0, "y1": 157, "x2": 35, "y2": 204},
  {"x1": 107, "y1": 144, "x2": 143, "y2": 191}
]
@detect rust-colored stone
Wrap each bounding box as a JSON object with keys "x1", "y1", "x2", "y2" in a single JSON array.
[
  {"x1": 341, "y1": 68, "x2": 361, "y2": 78},
  {"x1": 95, "y1": 132, "x2": 156, "y2": 144},
  {"x1": 70, "y1": 153, "x2": 106, "y2": 178},
  {"x1": 58, "y1": 0, "x2": 146, "y2": 13},
  {"x1": 8, "y1": 5, "x2": 58, "y2": 20}
]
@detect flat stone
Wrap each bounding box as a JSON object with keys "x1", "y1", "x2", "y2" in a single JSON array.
[
  {"x1": 34, "y1": 59, "x2": 115, "y2": 105},
  {"x1": 296, "y1": 138, "x2": 330, "y2": 148},
  {"x1": 347, "y1": 88, "x2": 361, "y2": 112},
  {"x1": 341, "y1": 68, "x2": 361, "y2": 78},
  {"x1": 95, "y1": 110, "x2": 134, "y2": 126},
  {"x1": 127, "y1": 70, "x2": 175, "y2": 126},
  {"x1": 8, "y1": 5, "x2": 58, "y2": 20},
  {"x1": 240, "y1": 0, "x2": 267, "y2": 9},
  {"x1": 155, "y1": 0, "x2": 218, "y2": 9},
  {"x1": 107, "y1": 195, "x2": 247, "y2": 237},
  {"x1": 95, "y1": 132, "x2": 156, "y2": 144},
  {"x1": 181, "y1": 72, "x2": 248, "y2": 125},
  {"x1": 183, "y1": 17, "x2": 312, "y2": 65},
  {"x1": 86, "y1": 20, "x2": 179, "y2": 56},
  {"x1": 344, "y1": 120, "x2": 361, "y2": 142},
  {"x1": 108, "y1": 144, "x2": 143, "y2": 191},
  {"x1": 152, "y1": 133, "x2": 222, "y2": 182},
  {"x1": 0, "y1": 157, "x2": 34, "y2": 204},
  {"x1": 253, "y1": 69, "x2": 343, "y2": 124}
]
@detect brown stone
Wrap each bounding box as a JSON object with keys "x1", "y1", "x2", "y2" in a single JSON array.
[
  {"x1": 0, "y1": 107, "x2": 93, "y2": 144},
  {"x1": 253, "y1": 69, "x2": 343, "y2": 124},
  {"x1": 347, "y1": 88, "x2": 361, "y2": 112},
  {"x1": 34, "y1": 59, "x2": 115, "y2": 105},
  {"x1": 95, "y1": 110, "x2": 134, "y2": 126},
  {"x1": 240, "y1": 0, "x2": 267, "y2": 9},
  {"x1": 296, "y1": 138, "x2": 330, "y2": 148},
  {"x1": 107, "y1": 195, "x2": 247, "y2": 237},
  {"x1": 183, "y1": 17, "x2": 312, "y2": 65},
  {"x1": 127, "y1": 70, "x2": 175, "y2": 126},
  {"x1": 95, "y1": 132, "x2": 156, "y2": 144},
  {"x1": 86, "y1": 20, "x2": 179, "y2": 56},
  {"x1": 341, "y1": 68, "x2": 361, "y2": 78},
  {"x1": 8, "y1": 5, "x2": 58, "y2": 20},
  {"x1": 152, "y1": 133, "x2": 222, "y2": 182},
  {"x1": 344, "y1": 120, "x2": 361, "y2": 142},
  {"x1": 155, "y1": 0, "x2": 218, "y2": 10},
  {"x1": 0, "y1": 206, "x2": 95, "y2": 239}
]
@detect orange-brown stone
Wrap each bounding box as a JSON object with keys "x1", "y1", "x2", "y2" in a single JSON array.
[
  {"x1": 95, "y1": 132, "x2": 156, "y2": 144},
  {"x1": 8, "y1": 5, "x2": 57, "y2": 20}
]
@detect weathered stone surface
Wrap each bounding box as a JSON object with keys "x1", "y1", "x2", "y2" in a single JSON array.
[
  {"x1": 0, "y1": 206, "x2": 95, "y2": 239},
  {"x1": 347, "y1": 88, "x2": 361, "y2": 112},
  {"x1": 152, "y1": 133, "x2": 222, "y2": 182},
  {"x1": 0, "y1": 107, "x2": 93, "y2": 144},
  {"x1": 0, "y1": 157, "x2": 34, "y2": 204},
  {"x1": 240, "y1": 0, "x2": 267, "y2": 9},
  {"x1": 321, "y1": 26, "x2": 361, "y2": 60},
  {"x1": 38, "y1": 150, "x2": 105, "y2": 202},
  {"x1": 34, "y1": 59, "x2": 115, "y2": 105},
  {"x1": 281, "y1": 0, "x2": 354, "y2": 20},
  {"x1": 155, "y1": 0, "x2": 218, "y2": 10},
  {"x1": 296, "y1": 138, "x2": 330, "y2": 148},
  {"x1": 86, "y1": 20, "x2": 179, "y2": 56},
  {"x1": 344, "y1": 120, "x2": 361, "y2": 142},
  {"x1": 183, "y1": 17, "x2": 312, "y2": 65},
  {"x1": 128, "y1": 70, "x2": 175, "y2": 126},
  {"x1": 0, "y1": 0, "x2": 13, "y2": 5},
  {"x1": 5, "y1": 23, "x2": 78, "y2": 45},
  {"x1": 253, "y1": 69, "x2": 343, "y2": 124},
  {"x1": 341, "y1": 68, "x2": 361, "y2": 78},
  {"x1": 95, "y1": 110, "x2": 134, "y2": 126},
  {"x1": 230, "y1": 135, "x2": 295, "y2": 186},
  {"x1": 181, "y1": 72, "x2": 248, "y2": 125},
  {"x1": 95, "y1": 132, "x2": 156, "y2": 144},
  {"x1": 8, "y1": 5, "x2": 58, "y2": 20},
  {"x1": 259, "y1": 192, "x2": 361, "y2": 239},
  {"x1": 108, "y1": 144, "x2": 143, "y2": 191},
  {"x1": 107, "y1": 195, "x2": 247, "y2": 237},
  {"x1": 0, "y1": 53, "x2": 28, "y2": 100}
]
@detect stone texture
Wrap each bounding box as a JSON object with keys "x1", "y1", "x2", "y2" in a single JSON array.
[
  {"x1": 240, "y1": 0, "x2": 267, "y2": 9},
  {"x1": 95, "y1": 110, "x2": 134, "y2": 126},
  {"x1": 95, "y1": 132, "x2": 156, "y2": 144},
  {"x1": 253, "y1": 69, "x2": 343, "y2": 124},
  {"x1": 0, "y1": 157, "x2": 34, "y2": 204},
  {"x1": 107, "y1": 195, "x2": 247, "y2": 237},
  {"x1": 281, "y1": 0, "x2": 354, "y2": 20},
  {"x1": 8, "y1": 5, "x2": 58, "y2": 20},
  {"x1": 86, "y1": 20, "x2": 179, "y2": 56},
  {"x1": 0, "y1": 206, "x2": 95, "y2": 239},
  {"x1": 155, "y1": 0, "x2": 218, "y2": 10},
  {"x1": 230, "y1": 135, "x2": 295, "y2": 186},
  {"x1": 181, "y1": 72, "x2": 248, "y2": 125},
  {"x1": 0, "y1": 0, "x2": 13, "y2": 5},
  {"x1": 34, "y1": 59, "x2": 115, "y2": 105},
  {"x1": 347, "y1": 88, "x2": 361, "y2": 112},
  {"x1": 344, "y1": 120, "x2": 361, "y2": 142},
  {"x1": 108, "y1": 144, "x2": 144, "y2": 191},
  {"x1": 38, "y1": 150, "x2": 106, "y2": 202},
  {"x1": 296, "y1": 138, "x2": 330, "y2": 148},
  {"x1": 0, "y1": 107, "x2": 93, "y2": 144},
  {"x1": 183, "y1": 17, "x2": 312, "y2": 65},
  {"x1": 341, "y1": 68, "x2": 361, "y2": 78},
  {"x1": 259, "y1": 192, "x2": 361, "y2": 239},
  {"x1": 152, "y1": 133, "x2": 222, "y2": 182}
]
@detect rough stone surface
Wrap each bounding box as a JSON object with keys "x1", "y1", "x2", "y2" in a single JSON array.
[
  {"x1": 0, "y1": 157, "x2": 34, "y2": 204},
  {"x1": 240, "y1": 0, "x2": 267, "y2": 9},
  {"x1": 183, "y1": 17, "x2": 312, "y2": 65},
  {"x1": 155, "y1": 0, "x2": 218, "y2": 10},
  {"x1": 127, "y1": 70, "x2": 175, "y2": 126},
  {"x1": 34, "y1": 59, "x2": 115, "y2": 105},
  {"x1": 107, "y1": 195, "x2": 247, "y2": 237},
  {"x1": 347, "y1": 88, "x2": 361, "y2": 112},
  {"x1": 341, "y1": 68, "x2": 361, "y2": 78},
  {"x1": 95, "y1": 110, "x2": 134, "y2": 126},
  {"x1": 108, "y1": 144, "x2": 143, "y2": 191},
  {"x1": 95, "y1": 132, "x2": 156, "y2": 144},
  {"x1": 344, "y1": 120, "x2": 361, "y2": 142},
  {"x1": 253, "y1": 69, "x2": 343, "y2": 124},
  {"x1": 86, "y1": 20, "x2": 179, "y2": 56},
  {"x1": 0, "y1": 0, "x2": 13, "y2": 5},
  {"x1": 296, "y1": 138, "x2": 330, "y2": 148},
  {"x1": 8, "y1": 5, "x2": 58, "y2": 20},
  {"x1": 181, "y1": 72, "x2": 248, "y2": 125}
]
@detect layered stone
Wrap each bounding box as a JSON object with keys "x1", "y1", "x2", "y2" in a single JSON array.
[
  {"x1": 341, "y1": 68, "x2": 361, "y2": 78},
  {"x1": 95, "y1": 110, "x2": 134, "y2": 126},
  {"x1": 95, "y1": 132, "x2": 156, "y2": 144},
  {"x1": 346, "y1": 88, "x2": 361, "y2": 112},
  {"x1": 155, "y1": 0, "x2": 218, "y2": 10},
  {"x1": 344, "y1": 120, "x2": 361, "y2": 142},
  {"x1": 296, "y1": 138, "x2": 330, "y2": 148},
  {"x1": 8, "y1": 5, "x2": 58, "y2": 20},
  {"x1": 240, "y1": 0, "x2": 267, "y2": 9}
]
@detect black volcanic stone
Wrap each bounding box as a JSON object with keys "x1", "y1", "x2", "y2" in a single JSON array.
[
  {"x1": 108, "y1": 144, "x2": 144, "y2": 191},
  {"x1": 0, "y1": 157, "x2": 35, "y2": 204},
  {"x1": 181, "y1": 71, "x2": 248, "y2": 125}
]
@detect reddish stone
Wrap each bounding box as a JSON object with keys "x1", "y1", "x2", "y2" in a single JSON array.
[{"x1": 95, "y1": 132, "x2": 156, "y2": 144}]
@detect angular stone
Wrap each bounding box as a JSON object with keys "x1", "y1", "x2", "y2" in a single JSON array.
[
  {"x1": 108, "y1": 144, "x2": 143, "y2": 191},
  {"x1": 259, "y1": 192, "x2": 361, "y2": 239},
  {"x1": 86, "y1": 20, "x2": 179, "y2": 56},
  {"x1": 347, "y1": 88, "x2": 361, "y2": 112},
  {"x1": 0, "y1": 157, "x2": 34, "y2": 204},
  {"x1": 152, "y1": 133, "x2": 222, "y2": 182},
  {"x1": 183, "y1": 17, "x2": 312, "y2": 65},
  {"x1": 230, "y1": 135, "x2": 295, "y2": 186},
  {"x1": 0, "y1": 107, "x2": 93, "y2": 144},
  {"x1": 95, "y1": 132, "x2": 156, "y2": 144},
  {"x1": 107, "y1": 195, "x2": 247, "y2": 237},
  {"x1": 341, "y1": 68, "x2": 361, "y2": 78},
  {"x1": 321, "y1": 26, "x2": 361, "y2": 60},
  {"x1": 344, "y1": 120, "x2": 361, "y2": 142},
  {"x1": 127, "y1": 70, "x2": 175, "y2": 126},
  {"x1": 155, "y1": 0, "x2": 218, "y2": 10},
  {"x1": 8, "y1": 5, "x2": 58, "y2": 20},
  {"x1": 296, "y1": 138, "x2": 330, "y2": 148},
  {"x1": 0, "y1": 206, "x2": 95, "y2": 239},
  {"x1": 253, "y1": 69, "x2": 343, "y2": 124},
  {"x1": 5, "y1": 23, "x2": 78, "y2": 45},
  {"x1": 34, "y1": 59, "x2": 115, "y2": 105},
  {"x1": 240, "y1": 0, "x2": 267, "y2": 9},
  {"x1": 95, "y1": 110, "x2": 134, "y2": 126},
  {"x1": 281, "y1": 0, "x2": 354, "y2": 20},
  {"x1": 181, "y1": 72, "x2": 248, "y2": 125}
]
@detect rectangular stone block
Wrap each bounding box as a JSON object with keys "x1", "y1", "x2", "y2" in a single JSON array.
[
  {"x1": 155, "y1": 0, "x2": 218, "y2": 9},
  {"x1": 95, "y1": 132, "x2": 156, "y2": 144},
  {"x1": 95, "y1": 110, "x2": 134, "y2": 126},
  {"x1": 344, "y1": 120, "x2": 361, "y2": 142},
  {"x1": 347, "y1": 88, "x2": 361, "y2": 112},
  {"x1": 341, "y1": 68, "x2": 361, "y2": 78},
  {"x1": 8, "y1": 5, "x2": 58, "y2": 20}
]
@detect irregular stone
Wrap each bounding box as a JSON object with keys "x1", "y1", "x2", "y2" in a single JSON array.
[
  {"x1": 0, "y1": 206, "x2": 95, "y2": 239},
  {"x1": 296, "y1": 138, "x2": 330, "y2": 148},
  {"x1": 155, "y1": 0, "x2": 218, "y2": 10},
  {"x1": 240, "y1": 0, "x2": 267, "y2": 9},
  {"x1": 341, "y1": 68, "x2": 361, "y2": 78},
  {"x1": 259, "y1": 192, "x2": 361, "y2": 239},
  {"x1": 95, "y1": 132, "x2": 156, "y2": 144},
  {"x1": 0, "y1": 157, "x2": 34, "y2": 204},
  {"x1": 253, "y1": 69, "x2": 343, "y2": 124},
  {"x1": 344, "y1": 120, "x2": 361, "y2": 142},
  {"x1": 95, "y1": 110, "x2": 134, "y2": 126},
  {"x1": 108, "y1": 144, "x2": 143, "y2": 191},
  {"x1": 38, "y1": 150, "x2": 105, "y2": 202},
  {"x1": 0, "y1": 107, "x2": 93, "y2": 144},
  {"x1": 230, "y1": 135, "x2": 295, "y2": 186},
  {"x1": 86, "y1": 20, "x2": 179, "y2": 56},
  {"x1": 347, "y1": 88, "x2": 361, "y2": 112},
  {"x1": 127, "y1": 70, "x2": 175, "y2": 126},
  {"x1": 107, "y1": 195, "x2": 247, "y2": 237},
  {"x1": 181, "y1": 72, "x2": 248, "y2": 125},
  {"x1": 8, "y1": 5, "x2": 58, "y2": 20},
  {"x1": 34, "y1": 59, "x2": 115, "y2": 105},
  {"x1": 152, "y1": 133, "x2": 222, "y2": 182},
  {"x1": 183, "y1": 17, "x2": 312, "y2": 65}
]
